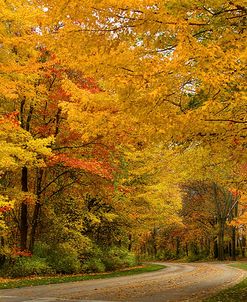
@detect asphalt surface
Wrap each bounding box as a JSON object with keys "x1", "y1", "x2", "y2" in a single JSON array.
[{"x1": 0, "y1": 262, "x2": 246, "y2": 302}]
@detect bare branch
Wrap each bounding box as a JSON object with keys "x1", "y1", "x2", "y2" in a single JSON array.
[
  {"x1": 39, "y1": 170, "x2": 71, "y2": 194},
  {"x1": 205, "y1": 118, "x2": 247, "y2": 124}
]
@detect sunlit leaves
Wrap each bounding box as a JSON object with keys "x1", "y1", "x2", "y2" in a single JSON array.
[
  {"x1": 0, "y1": 195, "x2": 14, "y2": 235},
  {"x1": 0, "y1": 0, "x2": 246, "y2": 255}
]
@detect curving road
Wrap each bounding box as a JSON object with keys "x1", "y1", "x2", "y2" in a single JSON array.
[{"x1": 0, "y1": 262, "x2": 246, "y2": 302}]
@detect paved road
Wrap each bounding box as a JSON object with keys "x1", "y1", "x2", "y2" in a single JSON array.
[{"x1": 0, "y1": 262, "x2": 246, "y2": 302}]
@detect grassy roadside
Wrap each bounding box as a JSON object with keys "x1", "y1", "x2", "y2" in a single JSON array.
[
  {"x1": 0, "y1": 263, "x2": 165, "y2": 290},
  {"x1": 203, "y1": 262, "x2": 247, "y2": 302}
]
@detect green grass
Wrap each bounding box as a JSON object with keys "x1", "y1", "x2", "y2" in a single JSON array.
[
  {"x1": 230, "y1": 262, "x2": 247, "y2": 271},
  {"x1": 0, "y1": 263, "x2": 165, "y2": 289},
  {"x1": 203, "y1": 262, "x2": 247, "y2": 302}
]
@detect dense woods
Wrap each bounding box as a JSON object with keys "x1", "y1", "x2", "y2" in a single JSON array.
[{"x1": 0, "y1": 0, "x2": 246, "y2": 277}]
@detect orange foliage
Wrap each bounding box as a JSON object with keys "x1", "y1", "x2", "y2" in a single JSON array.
[
  {"x1": 0, "y1": 205, "x2": 12, "y2": 214},
  {"x1": 12, "y1": 248, "x2": 32, "y2": 257},
  {"x1": 48, "y1": 153, "x2": 114, "y2": 180},
  {"x1": 1, "y1": 112, "x2": 20, "y2": 128}
]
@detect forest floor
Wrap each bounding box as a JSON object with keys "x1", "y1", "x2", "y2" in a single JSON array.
[{"x1": 0, "y1": 262, "x2": 246, "y2": 302}]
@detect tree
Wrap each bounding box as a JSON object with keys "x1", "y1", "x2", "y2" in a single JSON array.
[
  {"x1": 1, "y1": 0, "x2": 246, "y2": 263},
  {"x1": 181, "y1": 181, "x2": 240, "y2": 260},
  {"x1": 0, "y1": 1, "x2": 128, "y2": 251}
]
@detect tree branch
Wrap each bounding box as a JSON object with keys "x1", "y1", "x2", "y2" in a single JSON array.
[
  {"x1": 205, "y1": 118, "x2": 247, "y2": 124},
  {"x1": 39, "y1": 170, "x2": 71, "y2": 194}
]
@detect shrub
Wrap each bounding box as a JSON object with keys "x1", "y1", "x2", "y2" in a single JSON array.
[
  {"x1": 80, "y1": 244, "x2": 104, "y2": 262},
  {"x1": 47, "y1": 242, "x2": 81, "y2": 274},
  {"x1": 156, "y1": 249, "x2": 176, "y2": 260},
  {"x1": 81, "y1": 258, "x2": 105, "y2": 273},
  {"x1": 103, "y1": 247, "x2": 137, "y2": 271},
  {"x1": 2, "y1": 256, "x2": 54, "y2": 277},
  {"x1": 33, "y1": 241, "x2": 50, "y2": 258},
  {"x1": 183, "y1": 251, "x2": 209, "y2": 262},
  {"x1": 0, "y1": 246, "x2": 12, "y2": 268}
]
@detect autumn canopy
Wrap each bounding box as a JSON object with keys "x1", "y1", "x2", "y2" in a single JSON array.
[{"x1": 0, "y1": 0, "x2": 246, "y2": 272}]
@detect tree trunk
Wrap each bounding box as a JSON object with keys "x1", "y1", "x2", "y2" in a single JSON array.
[
  {"x1": 240, "y1": 236, "x2": 246, "y2": 257},
  {"x1": 176, "y1": 237, "x2": 180, "y2": 258},
  {"x1": 214, "y1": 238, "x2": 218, "y2": 259},
  {"x1": 218, "y1": 224, "x2": 225, "y2": 261},
  {"x1": 152, "y1": 227, "x2": 157, "y2": 258},
  {"x1": 185, "y1": 243, "x2": 188, "y2": 256},
  {"x1": 229, "y1": 241, "x2": 232, "y2": 257},
  {"x1": 29, "y1": 201, "x2": 41, "y2": 252},
  {"x1": 19, "y1": 101, "x2": 33, "y2": 251},
  {"x1": 206, "y1": 239, "x2": 210, "y2": 257},
  {"x1": 231, "y1": 226, "x2": 236, "y2": 261},
  {"x1": 29, "y1": 169, "x2": 44, "y2": 252},
  {"x1": 20, "y1": 166, "x2": 28, "y2": 251}
]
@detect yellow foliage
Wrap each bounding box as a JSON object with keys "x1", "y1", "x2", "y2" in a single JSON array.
[
  {"x1": 0, "y1": 0, "x2": 247, "y2": 242},
  {"x1": 0, "y1": 195, "x2": 14, "y2": 235}
]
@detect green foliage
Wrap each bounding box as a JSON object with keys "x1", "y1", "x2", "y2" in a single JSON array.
[
  {"x1": 47, "y1": 243, "x2": 81, "y2": 274},
  {"x1": 182, "y1": 250, "x2": 210, "y2": 262},
  {"x1": 1, "y1": 256, "x2": 54, "y2": 278},
  {"x1": 156, "y1": 249, "x2": 176, "y2": 260},
  {"x1": 0, "y1": 264, "x2": 165, "y2": 289},
  {"x1": 80, "y1": 245, "x2": 136, "y2": 273},
  {"x1": 0, "y1": 246, "x2": 12, "y2": 267},
  {"x1": 3, "y1": 242, "x2": 137, "y2": 276},
  {"x1": 33, "y1": 241, "x2": 50, "y2": 258},
  {"x1": 81, "y1": 244, "x2": 104, "y2": 261},
  {"x1": 183, "y1": 254, "x2": 205, "y2": 262},
  {"x1": 102, "y1": 247, "x2": 137, "y2": 271},
  {"x1": 81, "y1": 258, "x2": 105, "y2": 273},
  {"x1": 1, "y1": 243, "x2": 138, "y2": 277},
  {"x1": 82, "y1": 195, "x2": 123, "y2": 247},
  {"x1": 186, "y1": 90, "x2": 208, "y2": 110}
]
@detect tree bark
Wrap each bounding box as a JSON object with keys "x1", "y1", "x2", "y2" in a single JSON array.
[
  {"x1": 185, "y1": 243, "x2": 188, "y2": 256},
  {"x1": 218, "y1": 223, "x2": 225, "y2": 261},
  {"x1": 231, "y1": 226, "x2": 236, "y2": 261},
  {"x1": 19, "y1": 101, "x2": 33, "y2": 251},
  {"x1": 240, "y1": 236, "x2": 246, "y2": 257},
  {"x1": 214, "y1": 238, "x2": 218, "y2": 259},
  {"x1": 20, "y1": 166, "x2": 28, "y2": 251},
  {"x1": 152, "y1": 227, "x2": 158, "y2": 257},
  {"x1": 176, "y1": 237, "x2": 180, "y2": 258},
  {"x1": 29, "y1": 169, "x2": 44, "y2": 252}
]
